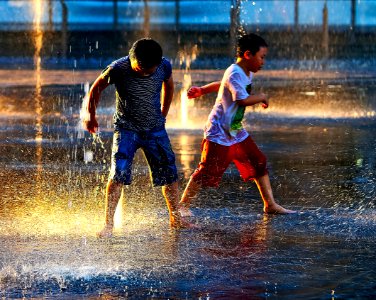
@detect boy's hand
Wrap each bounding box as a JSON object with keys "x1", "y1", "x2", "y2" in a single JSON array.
[
  {"x1": 187, "y1": 86, "x2": 202, "y2": 99},
  {"x1": 260, "y1": 93, "x2": 269, "y2": 109},
  {"x1": 83, "y1": 117, "x2": 98, "y2": 134}
]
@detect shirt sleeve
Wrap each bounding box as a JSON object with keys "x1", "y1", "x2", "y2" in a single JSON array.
[
  {"x1": 227, "y1": 71, "x2": 249, "y2": 101},
  {"x1": 162, "y1": 58, "x2": 172, "y2": 81},
  {"x1": 100, "y1": 59, "x2": 121, "y2": 84}
]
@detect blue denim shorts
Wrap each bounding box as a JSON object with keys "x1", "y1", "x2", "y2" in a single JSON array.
[{"x1": 109, "y1": 127, "x2": 178, "y2": 186}]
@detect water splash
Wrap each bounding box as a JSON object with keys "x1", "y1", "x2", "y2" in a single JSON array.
[
  {"x1": 77, "y1": 81, "x2": 108, "y2": 165},
  {"x1": 77, "y1": 81, "x2": 91, "y2": 137}
]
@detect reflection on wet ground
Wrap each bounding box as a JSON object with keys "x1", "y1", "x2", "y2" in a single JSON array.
[{"x1": 0, "y1": 74, "x2": 375, "y2": 299}]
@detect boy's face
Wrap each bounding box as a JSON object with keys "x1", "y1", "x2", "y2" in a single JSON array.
[
  {"x1": 130, "y1": 58, "x2": 157, "y2": 77},
  {"x1": 245, "y1": 47, "x2": 268, "y2": 73}
]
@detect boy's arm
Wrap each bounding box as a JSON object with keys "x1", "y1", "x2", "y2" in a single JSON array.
[
  {"x1": 83, "y1": 75, "x2": 110, "y2": 133},
  {"x1": 161, "y1": 75, "x2": 174, "y2": 117},
  {"x1": 187, "y1": 81, "x2": 221, "y2": 99},
  {"x1": 237, "y1": 93, "x2": 269, "y2": 109}
]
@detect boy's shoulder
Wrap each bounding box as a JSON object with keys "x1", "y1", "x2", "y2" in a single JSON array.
[
  {"x1": 225, "y1": 63, "x2": 252, "y2": 81},
  {"x1": 226, "y1": 63, "x2": 242, "y2": 74},
  {"x1": 111, "y1": 56, "x2": 130, "y2": 68},
  {"x1": 159, "y1": 57, "x2": 172, "y2": 77},
  {"x1": 224, "y1": 63, "x2": 241, "y2": 76},
  {"x1": 161, "y1": 57, "x2": 172, "y2": 68}
]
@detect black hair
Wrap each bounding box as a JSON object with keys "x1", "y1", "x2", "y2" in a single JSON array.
[
  {"x1": 237, "y1": 33, "x2": 268, "y2": 57},
  {"x1": 129, "y1": 38, "x2": 163, "y2": 69}
]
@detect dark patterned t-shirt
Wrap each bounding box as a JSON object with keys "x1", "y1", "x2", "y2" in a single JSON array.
[{"x1": 101, "y1": 56, "x2": 172, "y2": 131}]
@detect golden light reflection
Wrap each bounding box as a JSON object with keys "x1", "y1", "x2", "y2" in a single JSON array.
[
  {"x1": 253, "y1": 99, "x2": 376, "y2": 119},
  {"x1": 0, "y1": 192, "x2": 169, "y2": 237},
  {"x1": 0, "y1": 201, "x2": 102, "y2": 237},
  {"x1": 178, "y1": 134, "x2": 196, "y2": 179}
]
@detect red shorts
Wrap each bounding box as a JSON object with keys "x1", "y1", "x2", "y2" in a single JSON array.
[{"x1": 191, "y1": 136, "x2": 268, "y2": 187}]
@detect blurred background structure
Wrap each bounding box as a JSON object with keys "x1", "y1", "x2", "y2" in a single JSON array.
[{"x1": 0, "y1": 0, "x2": 375, "y2": 69}]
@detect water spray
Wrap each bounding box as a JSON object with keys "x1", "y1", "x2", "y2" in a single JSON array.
[{"x1": 79, "y1": 81, "x2": 105, "y2": 163}]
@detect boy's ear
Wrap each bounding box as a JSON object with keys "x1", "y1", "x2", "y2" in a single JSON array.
[{"x1": 244, "y1": 50, "x2": 253, "y2": 59}]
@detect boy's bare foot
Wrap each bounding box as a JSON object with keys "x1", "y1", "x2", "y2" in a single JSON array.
[
  {"x1": 178, "y1": 205, "x2": 194, "y2": 217},
  {"x1": 264, "y1": 203, "x2": 296, "y2": 214},
  {"x1": 97, "y1": 225, "x2": 113, "y2": 238},
  {"x1": 170, "y1": 217, "x2": 200, "y2": 229}
]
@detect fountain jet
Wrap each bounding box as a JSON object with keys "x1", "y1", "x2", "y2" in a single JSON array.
[{"x1": 33, "y1": 0, "x2": 43, "y2": 181}]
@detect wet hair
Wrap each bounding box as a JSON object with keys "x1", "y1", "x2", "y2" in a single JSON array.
[
  {"x1": 129, "y1": 38, "x2": 163, "y2": 69},
  {"x1": 237, "y1": 33, "x2": 268, "y2": 57}
]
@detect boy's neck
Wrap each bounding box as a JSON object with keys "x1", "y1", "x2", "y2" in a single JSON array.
[{"x1": 236, "y1": 59, "x2": 250, "y2": 76}]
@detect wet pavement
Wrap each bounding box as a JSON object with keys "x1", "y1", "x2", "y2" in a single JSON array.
[{"x1": 0, "y1": 69, "x2": 375, "y2": 299}]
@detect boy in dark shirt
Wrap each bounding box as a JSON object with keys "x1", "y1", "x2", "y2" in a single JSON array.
[{"x1": 84, "y1": 38, "x2": 186, "y2": 237}]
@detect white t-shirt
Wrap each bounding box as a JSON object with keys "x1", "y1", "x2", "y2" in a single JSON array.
[{"x1": 204, "y1": 64, "x2": 252, "y2": 146}]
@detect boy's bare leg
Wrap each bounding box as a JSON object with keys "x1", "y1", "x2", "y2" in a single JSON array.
[
  {"x1": 162, "y1": 181, "x2": 195, "y2": 228},
  {"x1": 178, "y1": 177, "x2": 202, "y2": 216},
  {"x1": 255, "y1": 174, "x2": 296, "y2": 214},
  {"x1": 97, "y1": 179, "x2": 123, "y2": 238}
]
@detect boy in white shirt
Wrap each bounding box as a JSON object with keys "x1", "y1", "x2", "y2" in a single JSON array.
[{"x1": 179, "y1": 33, "x2": 296, "y2": 216}]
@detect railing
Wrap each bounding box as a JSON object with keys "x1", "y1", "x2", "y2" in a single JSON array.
[{"x1": 0, "y1": 0, "x2": 370, "y2": 31}]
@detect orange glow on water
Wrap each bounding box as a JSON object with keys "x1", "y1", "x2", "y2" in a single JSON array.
[
  {"x1": 178, "y1": 134, "x2": 196, "y2": 178},
  {"x1": 252, "y1": 103, "x2": 376, "y2": 119}
]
